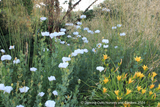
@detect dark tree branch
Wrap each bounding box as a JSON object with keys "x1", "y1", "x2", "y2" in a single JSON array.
[
  {"x1": 83, "y1": 0, "x2": 98, "y2": 13},
  {"x1": 62, "y1": 0, "x2": 82, "y2": 20}
]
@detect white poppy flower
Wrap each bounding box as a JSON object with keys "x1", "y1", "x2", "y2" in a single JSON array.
[
  {"x1": 19, "y1": 86, "x2": 29, "y2": 93},
  {"x1": 41, "y1": 31, "x2": 50, "y2": 36},
  {"x1": 30, "y1": 67, "x2": 37, "y2": 72},
  {"x1": 50, "y1": 32, "x2": 58, "y2": 39},
  {"x1": 117, "y1": 24, "x2": 122, "y2": 27},
  {"x1": 0, "y1": 49, "x2": 5, "y2": 53},
  {"x1": 9, "y1": 45, "x2": 14, "y2": 50},
  {"x1": 4, "y1": 86, "x2": 13, "y2": 94},
  {"x1": 103, "y1": 45, "x2": 109, "y2": 48},
  {"x1": 102, "y1": 39, "x2": 109, "y2": 44},
  {"x1": 16, "y1": 105, "x2": 24, "y2": 107},
  {"x1": 38, "y1": 92, "x2": 45, "y2": 97},
  {"x1": 65, "y1": 23, "x2": 73, "y2": 26},
  {"x1": 80, "y1": 15, "x2": 86, "y2": 19},
  {"x1": 35, "y1": 4, "x2": 41, "y2": 8},
  {"x1": 40, "y1": 2, "x2": 46, "y2": 6},
  {"x1": 40, "y1": 17, "x2": 47, "y2": 21},
  {"x1": 62, "y1": 57, "x2": 71, "y2": 63},
  {"x1": 92, "y1": 48, "x2": 96, "y2": 53},
  {"x1": 96, "y1": 66, "x2": 104, "y2": 72},
  {"x1": 87, "y1": 30, "x2": 94, "y2": 34},
  {"x1": 0, "y1": 84, "x2": 5, "y2": 90},
  {"x1": 102, "y1": 8, "x2": 110, "y2": 12},
  {"x1": 52, "y1": 90, "x2": 58, "y2": 96},
  {"x1": 67, "y1": 44, "x2": 70, "y2": 46},
  {"x1": 77, "y1": 35, "x2": 81, "y2": 37},
  {"x1": 112, "y1": 26, "x2": 117, "y2": 29},
  {"x1": 58, "y1": 32, "x2": 65, "y2": 36},
  {"x1": 43, "y1": 48, "x2": 49, "y2": 52},
  {"x1": 115, "y1": 46, "x2": 118, "y2": 48},
  {"x1": 74, "y1": 49, "x2": 84, "y2": 54},
  {"x1": 45, "y1": 100, "x2": 56, "y2": 107},
  {"x1": 77, "y1": 22, "x2": 82, "y2": 25},
  {"x1": 82, "y1": 37, "x2": 87, "y2": 41},
  {"x1": 13, "y1": 57, "x2": 20, "y2": 64},
  {"x1": 75, "y1": 25, "x2": 81, "y2": 29},
  {"x1": 71, "y1": 52, "x2": 77, "y2": 57},
  {"x1": 60, "y1": 28, "x2": 66, "y2": 32},
  {"x1": 83, "y1": 49, "x2": 88, "y2": 53},
  {"x1": 58, "y1": 62, "x2": 69, "y2": 68},
  {"x1": 83, "y1": 27, "x2": 89, "y2": 31},
  {"x1": 73, "y1": 32, "x2": 79, "y2": 35},
  {"x1": 48, "y1": 76, "x2": 56, "y2": 81},
  {"x1": 96, "y1": 43, "x2": 102, "y2": 48},
  {"x1": 67, "y1": 35, "x2": 72, "y2": 38},
  {"x1": 1, "y1": 55, "x2": 12, "y2": 61},
  {"x1": 83, "y1": 39, "x2": 88, "y2": 43},
  {"x1": 95, "y1": 30, "x2": 100, "y2": 33},
  {"x1": 120, "y1": 32, "x2": 126, "y2": 36},
  {"x1": 60, "y1": 41, "x2": 65, "y2": 44}
]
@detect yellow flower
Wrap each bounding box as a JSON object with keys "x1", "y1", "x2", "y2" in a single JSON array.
[
  {"x1": 136, "y1": 72, "x2": 144, "y2": 78},
  {"x1": 142, "y1": 89, "x2": 146, "y2": 94},
  {"x1": 103, "y1": 54, "x2": 109, "y2": 60},
  {"x1": 152, "y1": 72, "x2": 157, "y2": 78},
  {"x1": 128, "y1": 78, "x2": 133, "y2": 84},
  {"x1": 103, "y1": 87, "x2": 107, "y2": 93},
  {"x1": 149, "y1": 91, "x2": 153, "y2": 96},
  {"x1": 134, "y1": 56, "x2": 142, "y2": 62},
  {"x1": 137, "y1": 86, "x2": 142, "y2": 91},
  {"x1": 157, "y1": 102, "x2": 160, "y2": 107},
  {"x1": 154, "y1": 93, "x2": 156, "y2": 99},
  {"x1": 158, "y1": 84, "x2": 160, "y2": 90},
  {"x1": 117, "y1": 75, "x2": 121, "y2": 81},
  {"x1": 133, "y1": 72, "x2": 137, "y2": 79},
  {"x1": 142, "y1": 65, "x2": 148, "y2": 70},
  {"x1": 126, "y1": 88, "x2": 132, "y2": 95},
  {"x1": 150, "y1": 84, "x2": 155, "y2": 89},
  {"x1": 117, "y1": 96, "x2": 121, "y2": 100},
  {"x1": 103, "y1": 78, "x2": 109, "y2": 84},
  {"x1": 114, "y1": 90, "x2": 119, "y2": 96}
]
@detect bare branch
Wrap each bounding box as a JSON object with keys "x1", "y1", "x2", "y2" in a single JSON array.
[
  {"x1": 62, "y1": 0, "x2": 82, "y2": 20},
  {"x1": 83, "y1": 0, "x2": 98, "y2": 13}
]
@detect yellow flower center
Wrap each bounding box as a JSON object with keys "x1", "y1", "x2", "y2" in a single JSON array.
[{"x1": 15, "y1": 57, "x2": 17, "y2": 60}]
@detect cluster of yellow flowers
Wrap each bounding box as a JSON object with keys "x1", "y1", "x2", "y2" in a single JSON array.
[{"x1": 101, "y1": 55, "x2": 160, "y2": 106}]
